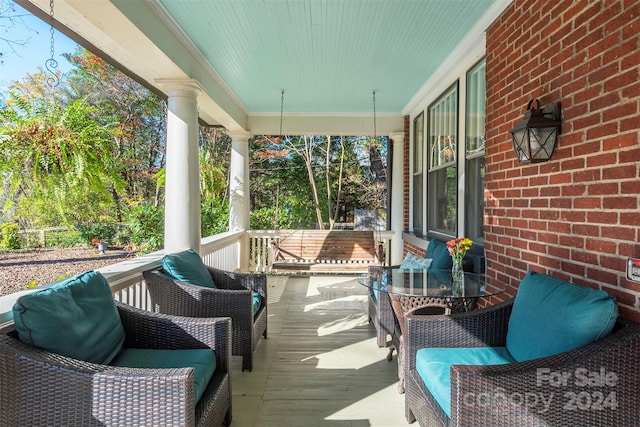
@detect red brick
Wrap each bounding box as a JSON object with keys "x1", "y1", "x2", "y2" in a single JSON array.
[
  {"x1": 573, "y1": 197, "x2": 602, "y2": 209},
  {"x1": 602, "y1": 225, "x2": 637, "y2": 241},
  {"x1": 587, "y1": 182, "x2": 619, "y2": 195},
  {"x1": 603, "y1": 196, "x2": 638, "y2": 209},
  {"x1": 620, "y1": 212, "x2": 640, "y2": 226}
]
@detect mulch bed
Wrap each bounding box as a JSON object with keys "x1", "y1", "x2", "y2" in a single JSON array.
[{"x1": 0, "y1": 246, "x2": 132, "y2": 296}]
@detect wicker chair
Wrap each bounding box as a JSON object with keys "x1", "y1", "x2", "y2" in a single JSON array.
[
  {"x1": 404, "y1": 300, "x2": 640, "y2": 426},
  {"x1": 143, "y1": 266, "x2": 268, "y2": 371},
  {"x1": 0, "y1": 302, "x2": 232, "y2": 427}
]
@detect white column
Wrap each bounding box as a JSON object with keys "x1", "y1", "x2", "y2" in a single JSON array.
[
  {"x1": 389, "y1": 132, "x2": 405, "y2": 265},
  {"x1": 228, "y1": 131, "x2": 252, "y2": 232},
  {"x1": 158, "y1": 79, "x2": 202, "y2": 254}
]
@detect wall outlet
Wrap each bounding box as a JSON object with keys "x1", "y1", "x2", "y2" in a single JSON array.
[{"x1": 626, "y1": 258, "x2": 640, "y2": 283}]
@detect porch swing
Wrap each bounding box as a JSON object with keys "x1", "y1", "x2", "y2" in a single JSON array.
[{"x1": 268, "y1": 90, "x2": 382, "y2": 274}]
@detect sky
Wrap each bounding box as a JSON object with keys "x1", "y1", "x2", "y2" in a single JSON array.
[{"x1": 1, "y1": 2, "x2": 79, "y2": 92}]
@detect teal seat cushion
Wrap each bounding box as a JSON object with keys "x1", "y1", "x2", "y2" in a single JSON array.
[
  {"x1": 12, "y1": 271, "x2": 125, "y2": 365},
  {"x1": 111, "y1": 348, "x2": 216, "y2": 403},
  {"x1": 162, "y1": 249, "x2": 216, "y2": 288},
  {"x1": 425, "y1": 239, "x2": 452, "y2": 271},
  {"x1": 507, "y1": 270, "x2": 618, "y2": 362},
  {"x1": 252, "y1": 291, "x2": 262, "y2": 316},
  {"x1": 416, "y1": 346, "x2": 515, "y2": 417}
]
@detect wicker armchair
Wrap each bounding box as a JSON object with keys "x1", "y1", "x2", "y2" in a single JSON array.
[
  {"x1": 404, "y1": 300, "x2": 640, "y2": 426},
  {"x1": 0, "y1": 302, "x2": 232, "y2": 427},
  {"x1": 143, "y1": 266, "x2": 268, "y2": 371}
]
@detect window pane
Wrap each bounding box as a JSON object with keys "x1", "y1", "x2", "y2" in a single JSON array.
[
  {"x1": 427, "y1": 84, "x2": 458, "y2": 235},
  {"x1": 413, "y1": 113, "x2": 424, "y2": 234},
  {"x1": 465, "y1": 59, "x2": 486, "y2": 242},
  {"x1": 428, "y1": 166, "x2": 456, "y2": 234},
  {"x1": 465, "y1": 156, "x2": 484, "y2": 241}
]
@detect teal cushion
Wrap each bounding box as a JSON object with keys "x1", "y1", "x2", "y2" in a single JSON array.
[
  {"x1": 162, "y1": 249, "x2": 216, "y2": 288},
  {"x1": 425, "y1": 239, "x2": 452, "y2": 271},
  {"x1": 507, "y1": 271, "x2": 618, "y2": 362},
  {"x1": 111, "y1": 348, "x2": 216, "y2": 403},
  {"x1": 400, "y1": 252, "x2": 433, "y2": 270},
  {"x1": 252, "y1": 292, "x2": 262, "y2": 316},
  {"x1": 12, "y1": 271, "x2": 125, "y2": 365},
  {"x1": 416, "y1": 346, "x2": 515, "y2": 417}
]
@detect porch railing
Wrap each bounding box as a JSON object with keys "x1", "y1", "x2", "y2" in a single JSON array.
[
  {"x1": 0, "y1": 229, "x2": 393, "y2": 321},
  {"x1": 105, "y1": 231, "x2": 244, "y2": 311}
]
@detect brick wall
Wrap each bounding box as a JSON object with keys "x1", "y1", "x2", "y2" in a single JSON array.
[{"x1": 484, "y1": 0, "x2": 640, "y2": 320}]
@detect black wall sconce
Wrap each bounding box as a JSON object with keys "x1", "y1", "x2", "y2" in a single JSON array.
[{"x1": 510, "y1": 99, "x2": 562, "y2": 163}]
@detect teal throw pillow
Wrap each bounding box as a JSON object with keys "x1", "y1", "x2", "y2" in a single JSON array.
[
  {"x1": 400, "y1": 252, "x2": 433, "y2": 270},
  {"x1": 424, "y1": 239, "x2": 452, "y2": 271},
  {"x1": 162, "y1": 249, "x2": 216, "y2": 288},
  {"x1": 506, "y1": 271, "x2": 618, "y2": 362},
  {"x1": 12, "y1": 271, "x2": 125, "y2": 365}
]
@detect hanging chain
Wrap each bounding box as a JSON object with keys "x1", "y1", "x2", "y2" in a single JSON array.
[
  {"x1": 372, "y1": 90, "x2": 377, "y2": 142},
  {"x1": 45, "y1": 0, "x2": 59, "y2": 87},
  {"x1": 279, "y1": 89, "x2": 284, "y2": 136}
]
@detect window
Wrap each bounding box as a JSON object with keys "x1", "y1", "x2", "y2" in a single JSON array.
[
  {"x1": 411, "y1": 58, "x2": 486, "y2": 244},
  {"x1": 427, "y1": 84, "x2": 458, "y2": 235},
  {"x1": 412, "y1": 113, "x2": 424, "y2": 235},
  {"x1": 465, "y1": 59, "x2": 486, "y2": 243}
]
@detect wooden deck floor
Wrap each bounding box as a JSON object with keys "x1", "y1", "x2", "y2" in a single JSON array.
[{"x1": 230, "y1": 275, "x2": 409, "y2": 426}]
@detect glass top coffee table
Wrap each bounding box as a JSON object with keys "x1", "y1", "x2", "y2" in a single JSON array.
[{"x1": 362, "y1": 265, "x2": 505, "y2": 309}]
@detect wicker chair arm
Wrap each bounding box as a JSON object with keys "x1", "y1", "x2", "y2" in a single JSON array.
[
  {"x1": 405, "y1": 299, "x2": 513, "y2": 371},
  {"x1": 449, "y1": 321, "x2": 640, "y2": 426},
  {"x1": 206, "y1": 266, "x2": 268, "y2": 300}
]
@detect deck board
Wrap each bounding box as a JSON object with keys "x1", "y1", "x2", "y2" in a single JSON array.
[{"x1": 231, "y1": 275, "x2": 409, "y2": 426}]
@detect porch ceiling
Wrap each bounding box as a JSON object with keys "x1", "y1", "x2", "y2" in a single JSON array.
[{"x1": 19, "y1": 0, "x2": 511, "y2": 134}]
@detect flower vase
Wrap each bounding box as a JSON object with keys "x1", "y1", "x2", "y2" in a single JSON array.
[{"x1": 451, "y1": 258, "x2": 464, "y2": 296}]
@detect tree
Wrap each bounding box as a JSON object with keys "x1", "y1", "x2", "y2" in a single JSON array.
[
  {"x1": 64, "y1": 49, "x2": 167, "y2": 220},
  {"x1": 251, "y1": 134, "x2": 387, "y2": 229},
  {"x1": 0, "y1": 0, "x2": 35, "y2": 66},
  {"x1": 0, "y1": 71, "x2": 123, "y2": 228}
]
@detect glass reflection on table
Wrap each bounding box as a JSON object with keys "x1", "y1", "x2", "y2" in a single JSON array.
[{"x1": 362, "y1": 266, "x2": 505, "y2": 299}]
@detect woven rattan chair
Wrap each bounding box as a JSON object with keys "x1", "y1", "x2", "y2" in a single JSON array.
[
  {"x1": 0, "y1": 302, "x2": 232, "y2": 427},
  {"x1": 404, "y1": 300, "x2": 640, "y2": 426},
  {"x1": 143, "y1": 266, "x2": 268, "y2": 371}
]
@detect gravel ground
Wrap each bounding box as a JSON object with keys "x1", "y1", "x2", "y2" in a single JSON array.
[{"x1": 0, "y1": 246, "x2": 132, "y2": 296}]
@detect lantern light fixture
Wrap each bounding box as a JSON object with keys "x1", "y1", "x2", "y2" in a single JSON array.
[{"x1": 510, "y1": 99, "x2": 562, "y2": 163}]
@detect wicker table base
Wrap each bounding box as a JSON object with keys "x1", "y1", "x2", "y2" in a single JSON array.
[{"x1": 389, "y1": 294, "x2": 477, "y2": 393}]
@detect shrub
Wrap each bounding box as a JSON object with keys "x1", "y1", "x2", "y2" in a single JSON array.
[
  {"x1": 126, "y1": 203, "x2": 164, "y2": 253},
  {"x1": 77, "y1": 224, "x2": 118, "y2": 246},
  {"x1": 0, "y1": 223, "x2": 21, "y2": 250},
  {"x1": 202, "y1": 198, "x2": 229, "y2": 236}
]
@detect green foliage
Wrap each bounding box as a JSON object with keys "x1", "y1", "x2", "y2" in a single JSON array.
[
  {"x1": 126, "y1": 203, "x2": 164, "y2": 253},
  {"x1": 46, "y1": 230, "x2": 85, "y2": 248},
  {"x1": 250, "y1": 206, "x2": 293, "y2": 230},
  {"x1": 0, "y1": 223, "x2": 21, "y2": 250},
  {"x1": 202, "y1": 198, "x2": 229, "y2": 236},
  {"x1": 0, "y1": 47, "x2": 388, "y2": 256},
  {"x1": 77, "y1": 224, "x2": 117, "y2": 244}
]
